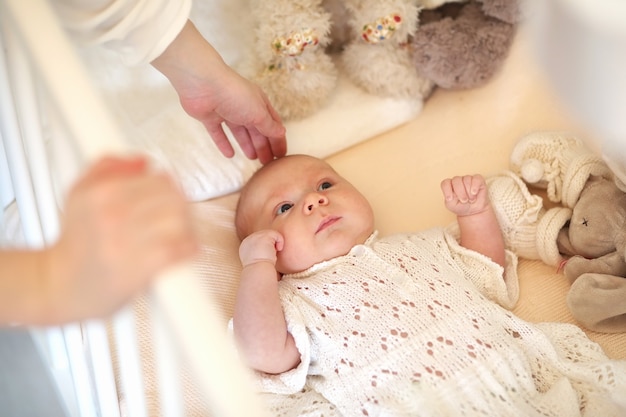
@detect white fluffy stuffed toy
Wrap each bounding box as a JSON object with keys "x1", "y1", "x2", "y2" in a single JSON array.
[{"x1": 244, "y1": 0, "x2": 433, "y2": 121}]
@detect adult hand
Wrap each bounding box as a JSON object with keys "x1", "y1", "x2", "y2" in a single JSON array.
[
  {"x1": 152, "y1": 21, "x2": 287, "y2": 164},
  {"x1": 46, "y1": 156, "x2": 197, "y2": 322}
]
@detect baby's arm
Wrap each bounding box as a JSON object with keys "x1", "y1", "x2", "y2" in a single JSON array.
[
  {"x1": 232, "y1": 230, "x2": 300, "y2": 374},
  {"x1": 441, "y1": 175, "x2": 505, "y2": 267}
]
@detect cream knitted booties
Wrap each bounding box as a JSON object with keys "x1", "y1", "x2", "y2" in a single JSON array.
[
  {"x1": 486, "y1": 171, "x2": 570, "y2": 266},
  {"x1": 510, "y1": 131, "x2": 613, "y2": 208}
]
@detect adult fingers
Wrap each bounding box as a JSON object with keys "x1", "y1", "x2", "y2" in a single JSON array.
[
  {"x1": 204, "y1": 118, "x2": 236, "y2": 159},
  {"x1": 253, "y1": 90, "x2": 287, "y2": 142},
  {"x1": 262, "y1": 96, "x2": 287, "y2": 158},
  {"x1": 248, "y1": 127, "x2": 274, "y2": 165},
  {"x1": 227, "y1": 122, "x2": 257, "y2": 160},
  {"x1": 77, "y1": 155, "x2": 148, "y2": 188}
]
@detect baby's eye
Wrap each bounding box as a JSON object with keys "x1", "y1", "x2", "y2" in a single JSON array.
[
  {"x1": 318, "y1": 181, "x2": 332, "y2": 191},
  {"x1": 276, "y1": 203, "x2": 293, "y2": 215}
]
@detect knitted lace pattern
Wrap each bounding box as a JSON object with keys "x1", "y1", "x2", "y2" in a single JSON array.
[{"x1": 255, "y1": 230, "x2": 626, "y2": 416}]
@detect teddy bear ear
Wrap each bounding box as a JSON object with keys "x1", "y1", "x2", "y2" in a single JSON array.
[{"x1": 556, "y1": 223, "x2": 576, "y2": 256}]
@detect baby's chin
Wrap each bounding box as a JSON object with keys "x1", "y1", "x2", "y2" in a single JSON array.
[
  {"x1": 277, "y1": 258, "x2": 327, "y2": 275},
  {"x1": 277, "y1": 226, "x2": 374, "y2": 274},
  {"x1": 277, "y1": 243, "x2": 362, "y2": 275}
]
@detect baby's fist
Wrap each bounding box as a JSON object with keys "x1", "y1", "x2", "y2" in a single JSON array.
[{"x1": 441, "y1": 174, "x2": 490, "y2": 217}]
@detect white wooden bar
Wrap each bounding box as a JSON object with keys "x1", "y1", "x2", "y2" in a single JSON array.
[
  {"x1": 153, "y1": 297, "x2": 184, "y2": 417},
  {"x1": 83, "y1": 322, "x2": 122, "y2": 417},
  {"x1": 114, "y1": 308, "x2": 149, "y2": 417},
  {"x1": 3, "y1": 17, "x2": 59, "y2": 242},
  {"x1": 62, "y1": 325, "x2": 99, "y2": 417},
  {"x1": 0, "y1": 22, "x2": 43, "y2": 247}
]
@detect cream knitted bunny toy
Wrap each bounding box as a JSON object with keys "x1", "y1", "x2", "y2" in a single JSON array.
[{"x1": 510, "y1": 131, "x2": 626, "y2": 333}]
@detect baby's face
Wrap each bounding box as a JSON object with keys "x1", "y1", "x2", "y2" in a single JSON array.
[{"x1": 239, "y1": 155, "x2": 375, "y2": 274}]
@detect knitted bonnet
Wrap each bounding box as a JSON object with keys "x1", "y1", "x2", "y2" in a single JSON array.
[
  {"x1": 505, "y1": 132, "x2": 622, "y2": 266},
  {"x1": 509, "y1": 132, "x2": 613, "y2": 209}
]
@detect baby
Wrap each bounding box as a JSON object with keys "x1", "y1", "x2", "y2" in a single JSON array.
[{"x1": 232, "y1": 155, "x2": 625, "y2": 416}]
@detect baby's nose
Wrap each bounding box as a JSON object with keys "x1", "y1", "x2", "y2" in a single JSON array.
[{"x1": 307, "y1": 196, "x2": 327, "y2": 211}]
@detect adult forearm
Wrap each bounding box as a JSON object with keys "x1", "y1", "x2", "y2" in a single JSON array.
[
  {"x1": 0, "y1": 250, "x2": 51, "y2": 325},
  {"x1": 150, "y1": 20, "x2": 228, "y2": 96}
]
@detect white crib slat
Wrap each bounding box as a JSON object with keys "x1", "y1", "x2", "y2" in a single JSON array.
[
  {"x1": 114, "y1": 308, "x2": 148, "y2": 417},
  {"x1": 0, "y1": 137, "x2": 15, "y2": 212},
  {"x1": 83, "y1": 321, "x2": 122, "y2": 417},
  {"x1": 30, "y1": 327, "x2": 82, "y2": 417},
  {"x1": 7, "y1": 30, "x2": 61, "y2": 242},
  {"x1": 4, "y1": 0, "x2": 128, "y2": 163},
  {"x1": 152, "y1": 298, "x2": 184, "y2": 417},
  {"x1": 0, "y1": 23, "x2": 44, "y2": 247},
  {"x1": 62, "y1": 324, "x2": 99, "y2": 417},
  {"x1": 152, "y1": 263, "x2": 269, "y2": 417}
]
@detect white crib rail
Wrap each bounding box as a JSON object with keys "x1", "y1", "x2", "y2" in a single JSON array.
[{"x1": 1, "y1": 1, "x2": 267, "y2": 416}]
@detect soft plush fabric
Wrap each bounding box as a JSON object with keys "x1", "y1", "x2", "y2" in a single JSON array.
[{"x1": 412, "y1": 0, "x2": 519, "y2": 90}]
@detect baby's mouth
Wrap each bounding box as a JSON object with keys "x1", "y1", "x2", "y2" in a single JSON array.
[{"x1": 316, "y1": 216, "x2": 341, "y2": 234}]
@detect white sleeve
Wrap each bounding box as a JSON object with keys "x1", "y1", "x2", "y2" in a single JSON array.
[
  {"x1": 50, "y1": 0, "x2": 191, "y2": 65},
  {"x1": 442, "y1": 230, "x2": 520, "y2": 310}
]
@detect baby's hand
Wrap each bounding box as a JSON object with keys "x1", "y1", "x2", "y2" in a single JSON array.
[
  {"x1": 239, "y1": 229, "x2": 284, "y2": 268},
  {"x1": 440, "y1": 174, "x2": 490, "y2": 217}
]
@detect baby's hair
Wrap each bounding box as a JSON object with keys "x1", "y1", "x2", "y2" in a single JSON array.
[
  {"x1": 235, "y1": 170, "x2": 260, "y2": 241},
  {"x1": 234, "y1": 156, "x2": 287, "y2": 240}
]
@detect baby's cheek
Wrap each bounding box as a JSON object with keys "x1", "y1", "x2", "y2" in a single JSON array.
[
  {"x1": 276, "y1": 245, "x2": 314, "y2": 275},
  {"x1": 275, "y1": 248, "x2": 298, "y2": 275}
]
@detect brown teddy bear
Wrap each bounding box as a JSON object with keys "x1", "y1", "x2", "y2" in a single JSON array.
[
  {"x1": 510, "y1": 131, "x2": 626, "y2": 333},
  {"x1": 411, "y1": 0, "x2": 524, "y2": 90}
]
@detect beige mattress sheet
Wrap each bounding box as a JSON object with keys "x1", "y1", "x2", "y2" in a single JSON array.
[{"x1": 191, "y1": 34, "x2": 626, "y2": 360}]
